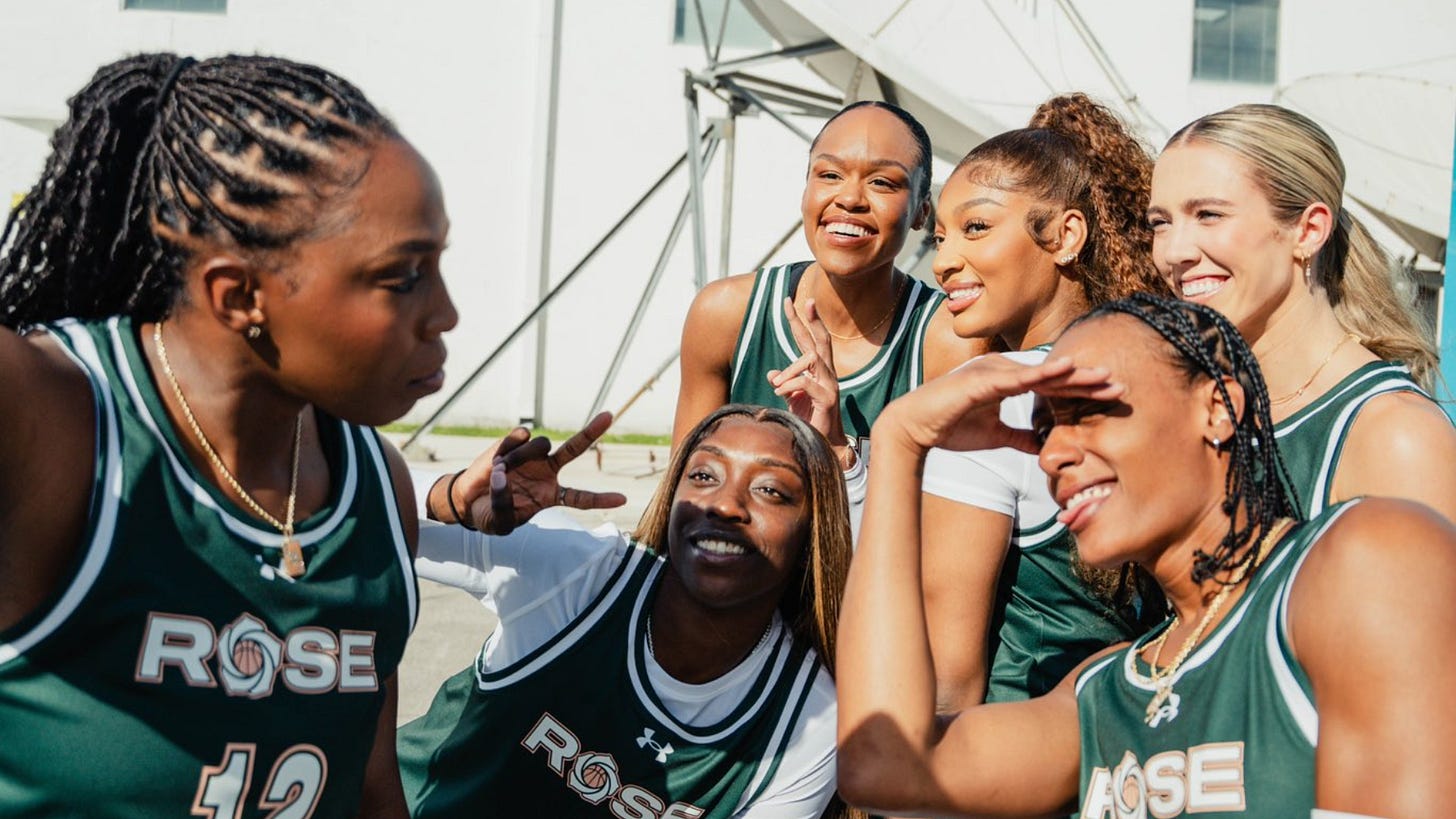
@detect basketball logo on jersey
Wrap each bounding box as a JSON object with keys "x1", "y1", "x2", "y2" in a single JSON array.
[
  {"x1": 135, "y1": 611, "x2": 379, "y2": 697},
  {"x1": 1081, "y1": 743, "x2": 1247, "y2": 817},
  {"x1": 522, "y1": 712, "x2": 705, "y2": 818}
]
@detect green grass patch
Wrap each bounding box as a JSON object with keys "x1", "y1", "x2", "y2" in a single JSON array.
[{"x1": 380, "y1": 423, "x2": 670, "y2": 447}]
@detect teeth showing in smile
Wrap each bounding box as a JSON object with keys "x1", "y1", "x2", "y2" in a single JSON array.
[
  {"x1": 695, "y1": 538, "x2": 748, "y2": 556},
  {"x1": 946, "y1": 284, "x2": 983, "y2": 301},
  {"x1": 1182, "y1": 278, "x2": 1225, "y2": 297},
  {"x1": 826, "y1": 222, "x2": 869, "y2": 237},
  {"x1": 1066, "y1": 484, "x2": 1112, "y2": 509}
]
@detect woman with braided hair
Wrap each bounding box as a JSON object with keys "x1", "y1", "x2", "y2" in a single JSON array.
[
  {"x1": 837, "y1": 293, "x2": 1456, "y2": 817},
  {"x1": 1151, "y1": 104, "x2": 1456, "y2": 521},
  {"x1": 0, "y1": 52, "x2": 605, "y2": 817},
  {"x1": 910, "y1": 93, "x2": 1168, "y2": 711}
]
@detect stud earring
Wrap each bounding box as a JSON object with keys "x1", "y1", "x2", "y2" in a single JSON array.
[
  {"x1": 1057, "y1": 253, "x2": 1076, "y2": 266},
  {"x1": 245, "y1": 325, "x2": 262, "y2": 340},
  {"x1": 1211, "y1": 436, "x2": 1221, "y2": 451}
]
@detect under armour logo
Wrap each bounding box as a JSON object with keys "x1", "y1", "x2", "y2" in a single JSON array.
[
  {"x1": 1146, "y1": 691, "x2": 1181, "y2": 728},
  {"x1": 636, "y1": 727, "x2": 675, "y2": 763}
]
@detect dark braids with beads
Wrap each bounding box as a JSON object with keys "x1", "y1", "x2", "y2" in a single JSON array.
[
  {"x1": 1072, "y1": 293, "x2": 1301, "y2": 584},
  {"x1": 0, "y1": 53, "x2": 395, "y2": 330}
]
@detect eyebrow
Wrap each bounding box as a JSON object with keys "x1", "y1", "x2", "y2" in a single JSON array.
[
  {"x1": 953, "y1": 196, "x2": 1005, "y2": 215},
  {"x1": 812, "y1": 153, "x2": 912, "y2": 177},
  {"x1": 696, "y1": 444, "x2": 803, "y2": 475}
]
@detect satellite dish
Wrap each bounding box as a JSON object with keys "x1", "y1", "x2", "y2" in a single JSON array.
[{"x1": 1277, "y1": 66, "x2": 1456, "y2": 262}]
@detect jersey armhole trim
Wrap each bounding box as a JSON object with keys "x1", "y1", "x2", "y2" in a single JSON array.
[
  {"x1": 474, "y1": 544, "x2": 655, "y2": 690},
  {"x1": 0, "y1": 321, "x2": 123, "y2": 668},
  {"x1": 730, "y1": 266, "x2": 781, "y2": 393},
  {"x1": 359, "y1": 427, "x2": 419, "y2": 634},
  {"x1": 731, "y1": 655, "x2": 825, "y2": 813}
]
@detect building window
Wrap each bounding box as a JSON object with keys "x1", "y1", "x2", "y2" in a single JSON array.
[
  {"x1": 673, "y1": 0, "x2": 773, "y2": 51},
  {"x1": 1192, "y1": 0, "x2": 1278, "y2": 84},
  {"x1": 123, "y1": 0, "x2": 227, "y2": 13}
]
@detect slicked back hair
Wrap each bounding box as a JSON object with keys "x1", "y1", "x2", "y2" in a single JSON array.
[
  {"x1": 1070, "y1": 293, "x2": 1300, "y2": 584},
  {"x1": 810, "y1": 100, "x2": 934, "y2": 211},
  {"x1": 0, "y1": 53, "x2": 395, "y2": 329}
]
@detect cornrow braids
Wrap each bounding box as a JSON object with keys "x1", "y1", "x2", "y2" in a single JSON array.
[
  {"x1": 1073, "y1": 293, "x2": 1300, "y2": 584},
  {"x1": 0, "y1": 53, "x2": 395, "y2": 329}
]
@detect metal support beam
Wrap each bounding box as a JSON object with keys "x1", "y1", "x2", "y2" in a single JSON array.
[
  {"x1": 401, "y1": 142, "x2": 702, "y2": 452},
  {"x1": 703, "y1": 37, "x2": 840, "y2": 77},
  {"x1": 528, "y1": 0, "x2": 564, "y2": 427},
  {"x1": 684, "y1": 73, "x2": 710, "y2": 290},
  {"x1": 587, "y1": 136, "x2": 722, "y2": 425},
  {"x1": 716, "y1": 115, "x2": 737, "y2": 280}
]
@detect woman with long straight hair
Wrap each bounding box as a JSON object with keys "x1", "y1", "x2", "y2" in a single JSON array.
[
  {"x1": 400, "y1": 405, "x2": 858, "y2": 819},
  {"x1": 1151, "y1": 104, "x2": 1456, "y2": 520}
]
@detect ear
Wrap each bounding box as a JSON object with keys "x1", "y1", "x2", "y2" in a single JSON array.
[
  {"x1": 1292, "y1": 200, "x2": 1334, "y2": 260},
  {"x1": 1200, "y1": 375, "x2": 1244, "y2": 449},
  {"x1": 1054, "y1": 208, "x2": 1089, "y2": 262},
  {"x1": 197, "y1": 253, "x2": 267, "y2": 333},
  {"x1": 911, "y1": 194, "x2": 932, "y2": 232}
]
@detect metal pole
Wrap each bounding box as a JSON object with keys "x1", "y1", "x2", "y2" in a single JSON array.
[
  {"x1": 717, "y1": 115, "x2": 736, "y2": 280},
  {"x1": 401, "y1": 146, "x2": 699, "y2": 452},
  {"x1": 703, "y1": 38, "x2": 839, "y2": 77},
  {"x1": 1440, "y1": 111, "x2": 1456, "y2": 416},
  {"x1": 529, "y1": 0, "x2": 564, "y2": 426},
  {"x1": 586, "y1": 137, "x2": 721, "y2": 425},
  {"x1": 684, "y1": 73, "x2": 710, "y2": 289},
  {"x1": 718, "y1": 75, "x2": 813, "y2": 142}
]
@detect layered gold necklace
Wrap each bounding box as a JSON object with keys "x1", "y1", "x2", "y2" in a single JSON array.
[
  {"x1": 154, "y1": 321, "x2": 307, "y2": 578},
  {"x1": 1139, "y1": 517, "x2": 1294, "y2": 724}
]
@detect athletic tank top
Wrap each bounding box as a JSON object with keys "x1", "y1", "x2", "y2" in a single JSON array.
[
  {"x1": 1274, "y1": 361, "x2": 1432, "y2": 517},
  {"x1": 989, "y1": 524, "x2": 1154, "y2": 703},
  {"x1": 397, "y1": 542, "x2": 824, "y2": 818},
  {"x1": 1072, "y1": 504, "x2": 1353, "y2": 817},
  {"x1": 0, "y1": 317, "x2": 417, "y2": 818},
  {"x1": 728, "y1": 262, "x2": 944, "y2": 444}
]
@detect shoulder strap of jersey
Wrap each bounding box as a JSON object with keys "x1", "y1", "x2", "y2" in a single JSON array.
[{"x1": 729, "y1": 265, "x2": 788, "y2": 393}]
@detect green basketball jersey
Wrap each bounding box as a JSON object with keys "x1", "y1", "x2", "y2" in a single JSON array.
[
  {"x1": 397, "y1": 542, "x2": 824, "y2": 818},
  {"x1": 0, "y1": 317, "x2": 416, "y2": 818},
  {"x1": 1274, "y1": 361, "x2": 1433, "y2": 517},
  {"x1": 1072, "y1": 505, "x2": 1353, "y2": 817},
  {"x1": 728, "y1": 262, "x2": 944, "y2": 443},
  {"x1": 987, "y1": 525, "x2": 1153, "y2": 703}
]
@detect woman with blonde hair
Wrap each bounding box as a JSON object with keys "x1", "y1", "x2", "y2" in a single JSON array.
[
  {"x1": 399, "y1": 405, "x2": 854, "y2": 818},
  {"x1": 1150, "y1": 103, "x2": 1455, "y2": 519}
]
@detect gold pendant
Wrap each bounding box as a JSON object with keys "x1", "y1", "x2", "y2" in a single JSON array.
[
  {"x1": 279, "y1": 537, "x2": 306, "y2": 578},
  {"x1": 1145, "y1": 686, "x2": 1171, "y2": 725}
]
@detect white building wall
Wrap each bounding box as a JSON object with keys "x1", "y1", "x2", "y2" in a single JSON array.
[{"x1": 1, "y1": 0, "x2": 1447, "y2": 432}]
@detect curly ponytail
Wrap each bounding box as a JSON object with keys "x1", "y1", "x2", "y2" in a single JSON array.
[
  {"x1": 956, "y1": 92, "x2": 1169, "y2": 307},
  {"x1": 1167, "y1": 104, "x2": 1438, "y2": 391}
]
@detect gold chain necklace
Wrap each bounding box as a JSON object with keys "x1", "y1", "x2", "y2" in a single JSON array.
[
  {"x1": 802, "y1": 271, "x2": 906, "y2": 342},
  {"x1": 1269, "y1": 333, "x2": 1360, "y2": 406},
  {"x1": 1140, "y1": 517, "x2": 1293, "y2": 724},
  {"x1": 153, "y1": 321, "x2": 307, "y2": 578}
]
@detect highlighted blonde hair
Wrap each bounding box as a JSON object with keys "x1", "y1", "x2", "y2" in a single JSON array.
[{"x1": 1167, "y1": 104, "x2": 1437, "y2": 391}]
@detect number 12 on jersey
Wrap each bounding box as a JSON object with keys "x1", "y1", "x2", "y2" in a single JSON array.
[{"x1": 192, "y1": 743, "x2": 327, "y2": 819}]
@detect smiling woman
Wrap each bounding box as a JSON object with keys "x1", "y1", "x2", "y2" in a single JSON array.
[
  {"x1": 1150, "y1": 104, "x2": 1456, "y2": 522},
  {"x1": 399, "y1": 405, "x2": 855, "y2": 819},
  {"x1": 837, "y1": 294, "x2": 1456, "y2": 817},
  {"x1": 0, "y1": 53, "x2": 456, "y2": 816},
  {"x1": 674, "y1": 101, "x2": 987, "y2": 467}
]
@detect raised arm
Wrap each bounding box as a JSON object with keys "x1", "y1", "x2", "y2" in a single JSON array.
[
  {"x1": 0, "y1": 328, "x2": 98, "y2": 632},
  {"x1": 837, "y1": 355, "x2": 1116, "y2": 816},
  {"x1": 1292, "y1": 498, "x2": 1456, "y2": 816},
  {"x1": 1333, "y1": 391, "x2": 1456, "y2": 523},
  {"x1": 673, "y1": 274, "x2": 754, "y2": 448}
]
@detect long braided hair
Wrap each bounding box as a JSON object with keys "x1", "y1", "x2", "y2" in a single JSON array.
[
  {"x1": 1072, "y1": 293, "x2": 1301, "y2": 584},
  {"x1": 0, "y1": 53, "x2": 395, "y2": 329}
]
